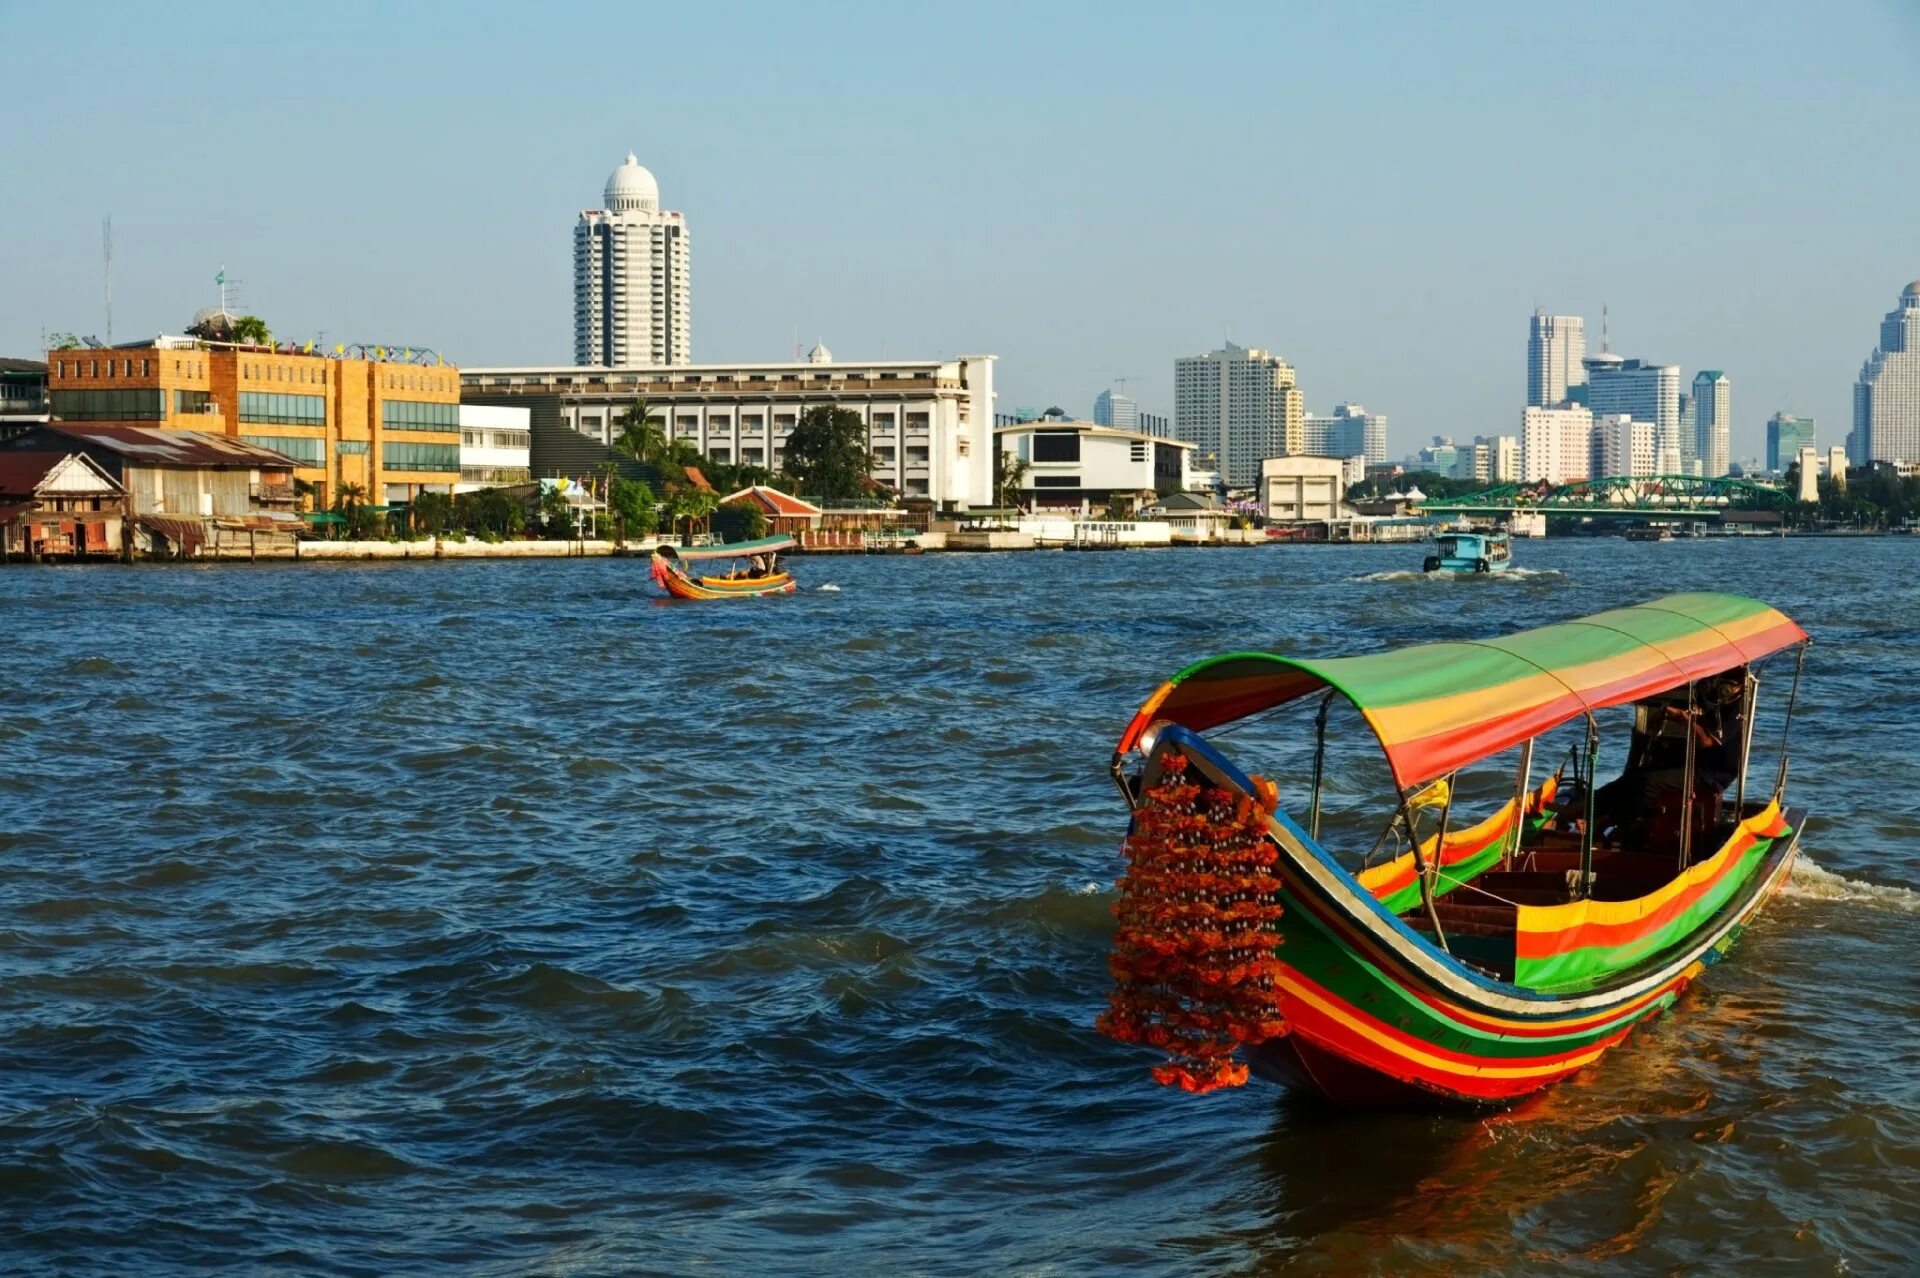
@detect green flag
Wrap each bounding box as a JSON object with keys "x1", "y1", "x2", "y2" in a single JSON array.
[{"x1": 215, "y1": 269, "x2": 226, "y2": 286}]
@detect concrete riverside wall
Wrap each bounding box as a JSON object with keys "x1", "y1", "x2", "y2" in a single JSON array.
[{"x1": 202, "y1": 538, "x2": 639, "y2": 561}]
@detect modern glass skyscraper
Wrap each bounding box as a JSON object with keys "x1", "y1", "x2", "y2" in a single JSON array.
[
  {"x1": 1766, "y1": 413, "x2": 1815, "y2": 474},
  {"x1": 573, "y1": 154, "x2": 692, "y2": 367},
  {"x1": 1527, "y1": 311, "x2": 1586, "y2": 407},
  {"x1": 1692, "y1": 371, "x2": 1731, "y2": 477},
  {"x1": 1173, "y1": 344, "x2": 1304, "y2": 488},
  {"x1": 1302, "y1": 402, "x2": 1387, "y2": 464},
  {"x1": 1585, "y1": 356, "x2": 1680, "y2": 468},
  {"x1": 1093, "y1": 389, "x2": 1139, "y2": 430},
  {"x1": 1852, "y1": 281, "x2": 1920, "y2": 463}
]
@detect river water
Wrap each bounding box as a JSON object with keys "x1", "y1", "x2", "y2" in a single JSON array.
[{"x1": 0, "y1": 538, "x2": 1915, "y2": 1275}]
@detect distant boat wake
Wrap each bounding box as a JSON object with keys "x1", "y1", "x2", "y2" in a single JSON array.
[
  {"x1": 1350, "y1": 567, "x2": 1566, "y2": 584},
  {"x1": 1784, "y1": 856, "x2": 1919, "y2": 912},
  {"x1": 817, "y1": 584, "x2": 842, "y2": 593}
]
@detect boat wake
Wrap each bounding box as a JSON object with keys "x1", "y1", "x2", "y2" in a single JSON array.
[
  {"x1": 1350, "y1": 567, "x2": 1565, "y2": 584},
  {"x1": 816, "y1": 584, "x2": 842, "y2": 593},
  {"x1": 1783, "y1": 856, "x2": 1920, "y2": 912}
]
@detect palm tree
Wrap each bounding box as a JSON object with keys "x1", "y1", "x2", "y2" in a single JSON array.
[{"x1": 613, "y1": 398, "x2": 666, "y2": 465}]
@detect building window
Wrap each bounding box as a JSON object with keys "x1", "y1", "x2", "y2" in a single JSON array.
[
  {"x1": 380, "y1": 400, "x2": 458, "y2": 430},
  {"x1": 174, "y1": 389, "x2": 212, "y2": 416},
  {"x1": 239, "y1": 392, "x2": 326, "y2": 425},
  {"x1": 1033, "y1": 476, "x2": 1081, "y2": 488},
  {"x1": 50, "y1": 388, "x2": 164, "y2": 421},
  {"x1": 381, "y1": 441, "x2": 460, "y2": 471},
  {"x1": 241, "y1": 434, "x2": 325, "y2": 465},
  {"x1": 1033, "y1": 432, "x2": 1081, "y2": 463},
  {"x1": 337, "y1": 440, "x2": 369, "y2": 455}
]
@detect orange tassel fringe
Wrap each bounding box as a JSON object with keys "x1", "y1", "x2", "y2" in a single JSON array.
[{"x1": 1097, "y1": 753, "x2": 1288, "y2": 1094}]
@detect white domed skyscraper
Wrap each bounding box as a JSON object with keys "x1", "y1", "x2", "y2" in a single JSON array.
[
  {"x1": 573, "y1": 153, "x2": 690, "y2": 367},
  {"x1": 1851, "y1": 280, "x2": 1920, "y2": 464}
]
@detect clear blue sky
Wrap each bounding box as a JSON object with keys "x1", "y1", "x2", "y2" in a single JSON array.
[{"x1": 9, "y1": 0, "x2": 1919, "y2": 461}]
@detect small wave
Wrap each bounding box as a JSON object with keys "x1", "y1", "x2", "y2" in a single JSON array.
[
  {"x1": 817, "y1": 583, "x2": 842, "y2": 592},
  {"x1": 1783, "y1": 856, "x2": 1920, "y2": 912},
  {"x1": 1351, "y1": 566, "x2": 1565, "y2": 584}
]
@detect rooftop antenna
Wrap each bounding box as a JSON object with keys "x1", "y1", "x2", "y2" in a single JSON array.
[
  {"x1": 102, "y1": 215, "x2": 113, "y2": 345},
  {"x1": 1601, "y1": 303, "x2": 1610, "y2": 353}
]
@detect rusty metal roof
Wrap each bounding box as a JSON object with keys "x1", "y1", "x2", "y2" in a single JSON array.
[
  {"x1": 0, "y1": 452, "x2": 67, "y2": 496},
  {"x1": 35, "y1": 424, "x2": 299, "y2": 469}
]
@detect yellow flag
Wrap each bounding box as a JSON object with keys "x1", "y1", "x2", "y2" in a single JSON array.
[
  {"x1": 1410, "y1": 777, "x2": 1451, "y2": 810},
  {"x1": 303, "y1": 340, "x2": 314, "y2": 354},
  {"x1": 334, "y1": 343, "x2": 344, "y2": 355},
  {"x1": 402, "y1": 348, "x2": 411, "y2": 361}
]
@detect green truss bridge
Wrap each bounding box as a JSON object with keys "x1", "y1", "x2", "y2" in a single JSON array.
[{"x1": 1416, "y1": 474, "x2": 1795, "y2": 521}]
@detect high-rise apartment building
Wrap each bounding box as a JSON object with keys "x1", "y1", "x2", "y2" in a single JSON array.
[
  {"x1": 1300, "y1": 402, "x2": 1387, "y2": 465},
  {"x1": 1093, "y1": 388, "x2": 1139, "y2": 430},
  {"x1": 1692, "y1": 371, "x2": 1731, "y2": 476},
  {"x1": 1585, "y1": 356, "x2": 1680, "y2": 467},
  {"x1": 1460, "y1": 434, "x2": 1520, "y2": 483},
  {"x1": 1522, "y1": 405, "x2": 1594, "y2": 484},
  {"x1": 1527, "y1": 312, "x2": 1586, "y2": 407},
  {"x1": 1592, "y1": 414, "x2": 1656, "y2": 478},
  {"x1": 1765, "y1": 413, "x2": 1815, "y2": 473},
  {"x1": 573, "y1": 154, "x2": 691, "y2": 367},
  {"x1": 1173, "y1": 344, "x2": 1304, "y2": 488},
  {"x1": 1852, "y1": 281, "x2": 1920, "y2": 463}
]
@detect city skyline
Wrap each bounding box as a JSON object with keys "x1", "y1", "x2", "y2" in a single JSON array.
[{"x1": 5, "y1": 1, "x2": 1919, "y2": 463}]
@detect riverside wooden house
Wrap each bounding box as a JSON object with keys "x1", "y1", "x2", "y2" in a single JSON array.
[{"x1": 0, "y1": 450, "x2": 126, "y2": 560}]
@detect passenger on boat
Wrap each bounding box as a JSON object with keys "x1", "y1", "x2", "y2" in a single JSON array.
[{"x1": 1594, "y1": 675, "x2": 1743, "y2": 844}]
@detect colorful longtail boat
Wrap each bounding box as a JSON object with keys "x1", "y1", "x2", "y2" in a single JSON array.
[
  {"x1": 650, "y1": 535, "x2": 799, "y2": 600},
  {"x1": 1102, "y1": 592, "x2": 1809, "y2": 1107}
]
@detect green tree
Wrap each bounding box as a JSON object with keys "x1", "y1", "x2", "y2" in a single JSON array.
[
  {"x1": 607, "y1": 475, "x2": 657, "y2": 545},
  {"x1": 782, "y1": 404, "x2": 873, "y2": 500},
  {"x1": 539, "y1": 486, "x2": 576, "y2": 538},
  {"x1": 47, "y1": 332, "x2": 83, "y2": 350},
  {"x1": 229, "y1": 315, "x2": 272, "y2": 346},
  {"x1": 613, "y1": 398, "x2": 667, "y2": 464},
  {"x1": 723, "y1": 497, "x2": 769, "y2": 541},
  {"x1": 995, "y1": 449, "x2": 1030, "y2": 509},
  {"x1": 412, "y1": 490, "x2": 455, "y2": 534},
  {"x1": 663, "y1": 486, "x2": 719, "y2": 542}
]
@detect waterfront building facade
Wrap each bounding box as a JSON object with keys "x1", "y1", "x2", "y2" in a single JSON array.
[
  {"x1": 1766, "y1": 412, "x2": 1815, "y2": 474},
  {"x1": 996, "y1": 419, "x2": 1193, "y2": 512},
  {"x1": 1, "y1": 358, "x2": 49, "y2": 429},
  {"x1": 1528, "y1": 312, "x2": 1586, "y2": 407},
  {"x1": 43, "y1": 338, "x2": 461, "y2": 508},
  {"x1": 1585, "y1": 356, "x2": 1679, "y2": 466},
  {"x1": 1592, "y1": 414, "x2": 1656, "y2": 478},
  {"x1": 1092, "y1": 388, "x2": 1139, "y2": 430},
  {"x1": 1522, "y1": 405, "x2": 1594, "y2": 484},
  {"x1": 1173, "y1": 345, "x2": 1304, "y2": 488},
  {"x1": 461, "y1": 354, "x2": 996, "y2": 508},
  {"x1": 574, "y1": 154, "x2": 691, "y2": 367},
  {"x1": 1693, "y1": 371, "x2": 1731, "y2": 476},
  {"x1": 457, "y1": 405, "x2": 533, "y2": 492},
  {"x1": 1852, "y1": 281, "x2": 1920, "y2": 463},
  {"x1": 1260, "y1": 455, "x2": 1348, "y2": 524}
]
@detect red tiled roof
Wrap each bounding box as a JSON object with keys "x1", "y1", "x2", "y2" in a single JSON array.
[{"x1": 720, "y1": 484, "x2": 823, "y2": 517}]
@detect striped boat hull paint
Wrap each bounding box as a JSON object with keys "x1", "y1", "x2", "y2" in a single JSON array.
[
  {"x1": 1355, "y1": 775, "x2": 1558, "y2": 914},
  {"x1": 1254, "y1": 823, "x2": 1800, "y2": 1104},
  {"x1": 1513, "y1": 803, "x2": 1792, "y2": 989},
  {"x1": 659, "y1": 571, "x2": 797, "y2": 601}
]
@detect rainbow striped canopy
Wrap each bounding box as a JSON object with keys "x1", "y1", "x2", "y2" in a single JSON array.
[{"x1": 1117, "y1": 592, "x2": 1806, "y2": 790}]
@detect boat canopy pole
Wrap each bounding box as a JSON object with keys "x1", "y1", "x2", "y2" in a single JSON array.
[
  {"x1": 1577, "y1": 715, "x2": 1599, "y2": 899},
  {"x1": 1507, "y1": 738, "x2": 1535, "y2": 869},
  {"x1": 1678, "y1": 681, "x2": 1699, "y2": 874},
  {"x1": 1399, "y1": 788, "x2": 1449, "y2": 953},
  {"x1": 1307, "y1": 691, "x2": 1333, "y2": 841},
  {"x1": 1735, "y1": 668, "x2": 1758, "y2": 818},
  {"x1": 1773, "y1": 643, "x2": 1808, "y2": 799}
]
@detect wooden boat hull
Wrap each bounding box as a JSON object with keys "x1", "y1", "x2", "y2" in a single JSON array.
[
  {"x1": 1166, "y1": 729, "x2": 1803, "y2": 1108},
  {"x1": 659, "y1": 570, "x2": 797, "y2": 600}
]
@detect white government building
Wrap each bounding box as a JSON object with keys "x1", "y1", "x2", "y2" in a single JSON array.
[
  {"x1": 995, "y1": 419, "x2": 1194, "y2": 512},
  {"x1": 456, "y1": 405, "x2": 532, "y2": 492},
  {"x1": 460, "y1": 350, "x2": 997, "y2": 508},
  {"x1": 574, "y1": 154, "x2": 692, "y2": 367}
]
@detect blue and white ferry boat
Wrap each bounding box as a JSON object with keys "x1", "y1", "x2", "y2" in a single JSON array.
[{"x1": 1423, "y1": 524, "x2": 1512, "y2": 574}]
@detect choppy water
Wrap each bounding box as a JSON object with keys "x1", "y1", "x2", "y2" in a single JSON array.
[{"x1": 1, "y1": 538, "x2": 1915, "y2": 1275}]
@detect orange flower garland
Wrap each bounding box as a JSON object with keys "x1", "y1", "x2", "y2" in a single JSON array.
[{"x1": 1097, "y1": 753, "x2": 1288, "y2": 1094}]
